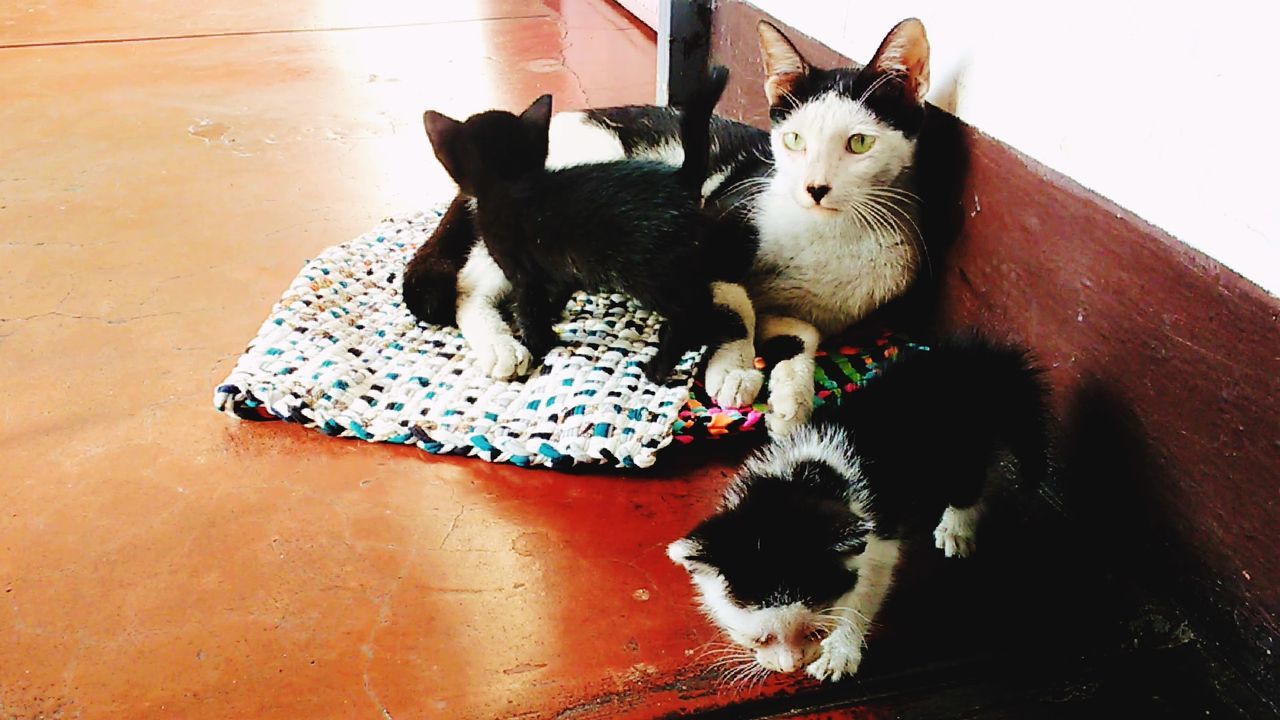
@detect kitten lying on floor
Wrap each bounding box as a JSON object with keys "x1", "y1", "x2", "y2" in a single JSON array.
[
  {"x1": 421, "y1": 68, "x2": 743, "y2": 382},
  {"x1": 668, "y1": 336, "x2": 1051, "y2": 681}
]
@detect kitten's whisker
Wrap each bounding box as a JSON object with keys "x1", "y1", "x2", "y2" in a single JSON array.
[
  {"x1": 822, "y1": 605, "x2": 872, "y2": 623},
  {"x1": 697, "y1": 649, "x2": 752, "y2": 664},
  {"x1": 699, "y1": 647, "x2": 754, "y2": 661},
  {"x1": 719, "y1": 659, "x2": 760, "y2": 693},
  {"x1": 746, "y1": 664, "x2": 771, "y2": 690},
  {"x1": 704, "y1": 657, "x2": 753, "y2": 672}
]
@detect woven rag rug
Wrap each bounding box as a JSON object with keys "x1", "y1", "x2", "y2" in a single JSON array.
[{"x1": 214, "y1": 206, "x2": 923, "y2": 469}]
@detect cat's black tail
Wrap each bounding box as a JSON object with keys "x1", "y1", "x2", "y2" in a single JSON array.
[
  {"x1": 676, "y1": 65, "x2": 730, "y2": 197},
  {"x1": 819, "y1": 332, "x2": 1053, "y2": 490},
  {"x1": 943, "y1": 335, "x2": 1053, "y2": 489}
]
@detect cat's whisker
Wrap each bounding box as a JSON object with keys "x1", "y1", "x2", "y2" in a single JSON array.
[
  {"x1": 778, "y1": 86, "x2": 803, "y2": 109},
  {"x1": 846, "y1": 199, "x2": 879, "y2": 237},
  {"x1": 704, "y1": 656, "x2": 754, "y2": 673},
  {"x1": 738, "y1": 664, "x2": 767, "y2": 692},
  {"x1": 864, "y1": 184, "x2": 922, "y2": 204},
  {"x1": 698, "y1": 646, "x2": 754, "y2": 661},
  {"x1": 722, "y1": 186, "x2": 771, "y2": 218},
  {"x1": 696, "y1": 648, "x2": 753, "y2": 664},
  {"x1": 716, "y1": 183, "x2": 772, "y2": 221},
  {"x1": 850, "y1": 197, "x2": 895, "y2": 244},
  {"x1": 718, "y1": 658, "x2": 760, "y2": 692},
  {"x1": 857, "y1": 69, "x2": 904, "y2": 104},
  {"x1": 858, "y1": 194, "x2": 931, "y2": 276},
  {"x1": 750, "y1": 144, "x2": 775, "y2": 167},
  {"x1": 814, "y1": 612, "x2": 853, "y2": 625},
  {"x1": 823, "y1": 604, "x2": 870, "y2": 617},
  {"x1": 719, "y1": 175, "x2": 773, "y2": 194},
  {"x1": 746, "y1": 664, "x2": 772, "y2": 690}
]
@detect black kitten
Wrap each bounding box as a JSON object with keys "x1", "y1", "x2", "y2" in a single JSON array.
[
  {"x1": 668, "y1": 335, "x2": 1051, "y2": 681},
  {"x1": 421, "y1": 68, "x2": 735, "y2": 381}
]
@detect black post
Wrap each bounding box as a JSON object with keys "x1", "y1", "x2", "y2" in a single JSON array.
[{"x1": 657, "y1": 0, "x2": 713, "y2": 106}]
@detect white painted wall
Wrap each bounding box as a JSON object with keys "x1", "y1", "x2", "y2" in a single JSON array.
[
  {"x1": 751, "y1": 0, "x2": 1280, "y2": 295},
  {"x1": 615, "y1": 0, "x2": 659, "y2": 28}
]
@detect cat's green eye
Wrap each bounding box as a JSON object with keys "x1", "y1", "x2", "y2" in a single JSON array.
[
  {"x1": 847, "y1": 133, "x2": 876, "y2": 154},
  {"x1": 782, "y1": 131, "x2": 805, "y2": 151}
]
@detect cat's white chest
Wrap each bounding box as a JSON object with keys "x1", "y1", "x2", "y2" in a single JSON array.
[{"x1": 750, "y1": 190, "x2": 919, "y2": 336}]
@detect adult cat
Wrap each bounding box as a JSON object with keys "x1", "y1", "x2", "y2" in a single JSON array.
[{"x1": 402, "y1": 19, "x2": 930, "y2": 435}]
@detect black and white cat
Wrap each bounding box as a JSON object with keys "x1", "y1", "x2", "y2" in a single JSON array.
[
  {"x1": 667, "y1": 337, "x2": 1052, "y2": 682},
  {"x1": 402, "y1": 19, "x2": 931, "y2": 435},
  {"x1": 419, "y1": 68, "x2": 740, "y2": 381}
]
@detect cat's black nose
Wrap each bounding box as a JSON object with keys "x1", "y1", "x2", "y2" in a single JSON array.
[{"x1": 806, "y1": 185, "x2": 831, "y2": 203}]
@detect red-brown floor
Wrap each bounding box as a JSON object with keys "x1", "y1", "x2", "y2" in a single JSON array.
[{"x1": 0, "y1": 2, "x2": 801, "y2": 717}]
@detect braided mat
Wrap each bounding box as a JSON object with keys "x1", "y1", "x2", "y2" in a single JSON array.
[
  {"x1": 214, "y1": 209, "x2": 700, "y2": 469},
  {"x1": 213, "y1": 207, "x2": 925, "y2": 469}
]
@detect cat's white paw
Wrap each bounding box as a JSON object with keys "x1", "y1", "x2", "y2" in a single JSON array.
[
  {"x1": 765, "y1": 358, "x2": 814, "y2": 436},
  {"x1": 805, "y1": 634, "x2": 862, "y2": 682},
  {"x1": 704, "y1": 344, "x2": 763, "y2": 408},
  {"x1": 475, "y1": 335, "x2": 532, "y2": 380},
  {"x1": 933, "y1": 505, "x2": 981, "y2": 558}
]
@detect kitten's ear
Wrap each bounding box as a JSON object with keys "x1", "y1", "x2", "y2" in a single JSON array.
[
  {"x1": 519, "y1": 94, "x2": 554, "y2": 135},
  {"x1": 758, "y1": 20, "x2": 810, "y2": 106},
  {"x1": 667, "y1": 537, "x2": 711, "y2": 573},
  {"x1": 867, "y1": 18, "x2": 930, "y2": 104},
  {"x1": 423, "y1": 110, "x2": 468, "y2": 185}
]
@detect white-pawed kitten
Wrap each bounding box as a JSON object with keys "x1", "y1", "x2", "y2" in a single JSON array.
[{"x1": 669, "y1": 338, "x2": 1051, "y2": 681}]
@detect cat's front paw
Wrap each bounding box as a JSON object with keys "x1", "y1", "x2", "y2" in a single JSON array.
[
  {"x1": 475, "y1": 335, "x2": 532, "y2": 380},
  {"x1": 704, "y1": 343, "x2": 763, "y2": 407},
  {"x1": 805, "y1": 635, "x2": 862, "y2": 682},
  {"x1": 765, "y1": 358, "x2": 814, "y2": 436},
  {"x1": 933, "y1": 505, "x2": 980, "y2": 559}
]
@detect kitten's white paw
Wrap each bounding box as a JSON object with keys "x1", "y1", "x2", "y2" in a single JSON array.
[
  {"x1": 765, "y1": 358, "x2": 814, "y2": 436},
  {"x1": 933, "y1": 505, "x2": 980, "y2": 558},
  {"x1": 705, "y1": 361, "x2": 764, "y2": 408},
  {"x1": 476, "y1": 336, "x2": 532, "y2": 380},
  {"x1": 805, "y1": 635, "x2": 862, "y2": 682}
]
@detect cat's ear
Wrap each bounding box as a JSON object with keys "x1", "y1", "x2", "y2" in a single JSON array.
[
  {"x1": 758, "y1": 20, "x2": 810, "y2": 107},
  {"x1": 667, "y1": 537, "x2": 711, "y2": 573},
  {"x1": 423, "y1": 110, "x2": 468, "y2": 185},
  {"x1": 519, "y1": 94, "x2": 554, "y2": 135},
  {"x1": 867, "y1": 18, "x2": 930, "y2": 104}
]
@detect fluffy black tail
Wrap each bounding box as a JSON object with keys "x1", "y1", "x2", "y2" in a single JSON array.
[
  {"x1": 676, "y1": 65, "x2": 730, "y2": 196},
  {"x1": 821, "y1": 332, "x2": 1053, "y2": 490},
  {"x1": 942, "y1": 335, "x2": 1053, "y2": 488}
]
